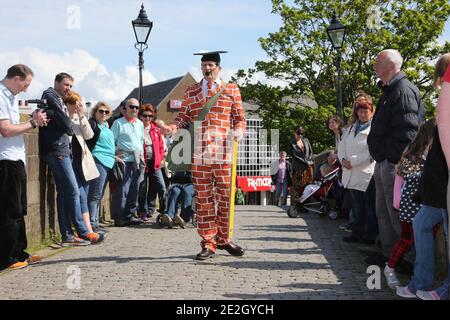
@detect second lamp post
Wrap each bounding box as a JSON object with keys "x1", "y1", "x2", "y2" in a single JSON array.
[{"x1": 326, "y1": 12, "x2": 346, "y2": 120}]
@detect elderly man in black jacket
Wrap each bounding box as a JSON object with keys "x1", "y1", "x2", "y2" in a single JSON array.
[{"x1": 367, "y1": 49, "x2": 425, "y2": 266}]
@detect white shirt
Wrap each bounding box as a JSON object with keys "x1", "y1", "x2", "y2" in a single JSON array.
[
  {"x1": 201, "y1": 78, "x2": 222, "y2": 98},
  {"x1": 0, "y1": 82, "x2": 26, "y2": 163}
]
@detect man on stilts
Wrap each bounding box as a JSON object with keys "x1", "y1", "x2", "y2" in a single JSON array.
[{"x1": 168, "y1": 51, "x2": 246, "y2": 260}]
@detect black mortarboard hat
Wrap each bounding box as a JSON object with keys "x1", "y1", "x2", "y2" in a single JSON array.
[{"x1": 194, "y1": 51, "x2": 228, "y2": 63}]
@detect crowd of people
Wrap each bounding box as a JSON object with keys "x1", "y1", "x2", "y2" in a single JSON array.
[
  {"x1": 2, "y1": 47, "x2": 450, "y2": 299},
  {"x1": 271, "y1": 49, "x2": 450, "y2": 300},
  {"x1": 0, "y1": 49, "x2": 247, "y2": 271},
  {"x1": 0, "y1": 69, "x2": 196, "y2": 270}
]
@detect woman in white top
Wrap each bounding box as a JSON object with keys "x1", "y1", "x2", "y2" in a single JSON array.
[{"x1": 338, "y1": 99, "x2": 375, "y2": 243}]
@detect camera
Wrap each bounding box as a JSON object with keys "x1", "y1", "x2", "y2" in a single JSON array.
[{"x1": 18, "y1": 99, "x2": 48, "y2": 111}]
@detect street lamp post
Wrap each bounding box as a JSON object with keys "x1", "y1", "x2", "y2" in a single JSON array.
[
  {"x1": 132, "y1": 4, "x2": 153, "y2": 107},
  {"x1": 326, "y1": 12, "x2": 347, "y2": 120}
]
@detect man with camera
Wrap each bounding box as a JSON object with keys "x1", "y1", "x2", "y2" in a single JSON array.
[{"x1": 0, "y1": 64, "x2": 48, "y2": 270}]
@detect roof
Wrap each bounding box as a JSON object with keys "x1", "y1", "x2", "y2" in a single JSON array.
[{"x1": 125, "y1": 75, "x2": 185, "y2": 109}]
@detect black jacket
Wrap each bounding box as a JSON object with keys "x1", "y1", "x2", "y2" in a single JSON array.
[
  {"x1": 417, "y1": 127, "x2": 448, "y2": 209},
  {"x1": 39, "y1": 87, "x2": 73, "y2": 158},
  {"x1": 367, "y1": 72, "x2": 425, "y2": 164},
  {"x1": 86, "y1": 118, "x2": 101, "y2": 151},
  {"x1": 271, "y1": 160, "x2": 293, "y2": 187},
  {"x1": 288, "y1": 137, "x2": 313, "y2": 172}
]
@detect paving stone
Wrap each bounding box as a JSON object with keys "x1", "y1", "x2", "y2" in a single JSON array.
[{"x1": 0, "y1": 206, "x2": 399, "y2": 300}]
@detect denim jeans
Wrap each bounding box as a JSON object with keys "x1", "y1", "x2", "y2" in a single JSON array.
[
  {"x1": 166, "y1": 183, "x2": 195, "y2": 221},
  {"x1": 112, "y1": 161, "x2": 143, "y2": 223},
  {"x1": 138, "y1": 162, "x2": 166, "y2": 214},
  {"x1": 275, "y1": 180, "x2": 288, "y2": 205},
  {"x1": 73, "y1": 164, "x2": 89, "y2": 214},
  {"x1": 44, "y1": 154, "x2": 88, "y2": 240},
  {"x1": 88, "y1": 160, "x2": 110, "y2": 229},
  {"x1": 408, "y1": 205, "x2": 447, "y2": 293}
]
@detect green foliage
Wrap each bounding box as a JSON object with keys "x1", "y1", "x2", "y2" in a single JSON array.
[{"x1": 234, "y1": 0, "x2": 450, "y2": 154}]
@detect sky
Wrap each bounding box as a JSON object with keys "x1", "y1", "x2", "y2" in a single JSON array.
[
  {"x1": 0, "y1": 0, "x2": 283, "y2": 107},
  {"x1": 1, "y1": 0, "x2": 450, "y2": 108}
]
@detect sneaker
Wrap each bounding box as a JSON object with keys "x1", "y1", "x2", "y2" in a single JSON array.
[
  {"x1": 62, "y1": 236, "x2": 91, "y2": 247},
  {"x1": 328, "y1": 210, "x2": 338, "y2": 220},
  {"x1": 8, "y1": 261, "x2": 28, "y2": 270},
  {"x1": 174, "y1": 214, "x2": 186, "y2": 229},
  {"x1": 84, "y1": 232, "x2": 105, "y2": 244},
  {"x1": 416, "y1": 289, "x2": 441, "y2": 300},
  {"x1": 140, "y1": 212, "x2": 149, "y2": 222},
  {"x1": 383, "y1": 265, "x2": 399, "y2": 289},
  {"x1": 396, "y1": 286, "x2": 416, "y2": 299},
  {"x1": 161, "y1": 214, "x2": 174, "y2": 228},
  {"x1": 27, "y1": 255, "x2": 42, "y2": 265},
  {"x1": 129, "y1": 217, "x2": 144, "y2": 226}
]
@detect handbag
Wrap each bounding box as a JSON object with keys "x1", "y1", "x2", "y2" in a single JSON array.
[
  {"x1": 111, "y1": 161, "x2": 125, "y2": 184},
  {"x1": 166, "y1": 86, "x2": 226, "y2": 173}
]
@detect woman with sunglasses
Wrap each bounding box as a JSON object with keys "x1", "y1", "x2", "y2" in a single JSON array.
[
  {"x1": 138, "y1": 104, "x2": 166, "y2": 222},
  {"x1": 86, "y1": 101, "x2": 115, "y2": 232}
]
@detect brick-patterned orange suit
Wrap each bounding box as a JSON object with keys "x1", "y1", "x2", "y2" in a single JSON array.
[{"x1": 170, "y1": 80, "x2": 246, "y2": 251}]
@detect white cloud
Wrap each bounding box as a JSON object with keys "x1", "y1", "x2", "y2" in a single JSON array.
[{"x1": 0, "y1": 47, "x2": 157, "y2": 107}]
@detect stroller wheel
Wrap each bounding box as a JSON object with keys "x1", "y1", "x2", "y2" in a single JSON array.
[
  {"x1": 287, "y1": 205, "x2": 300, "y2": 218},
  {"x1": 156, "y1": 213, "x2": 164, "y2": 226}
]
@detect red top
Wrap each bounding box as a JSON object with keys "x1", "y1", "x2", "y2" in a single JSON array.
[
  {"x1": 144, "y1": 121, "x2": 165, "y2": 172},
  {"x1": 443, "y1": 64, "x2": 450, "y2": 83}
]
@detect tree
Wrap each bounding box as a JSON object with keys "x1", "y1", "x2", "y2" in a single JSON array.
[{"x1": 235, "y1": 0, "x2": 450, "y2": 153}]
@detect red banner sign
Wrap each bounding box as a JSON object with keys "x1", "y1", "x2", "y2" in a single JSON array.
[
  {"x1": 237, "y1": 176, "x2": 272, "y2": 192},
  {"x1": 169, "y1": 99, "x2": 182, "y2": 109}
]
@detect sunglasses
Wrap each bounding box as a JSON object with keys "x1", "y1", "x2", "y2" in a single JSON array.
[
  {"x1": 142, "y1": 114, "x2": 153, "y2": 118},
  {"x1": 128, "y1": 105, "x2": 140, "y2": 110},
  {"x1": 98, "y1": 109, "x2": 110, "y2": 115}
]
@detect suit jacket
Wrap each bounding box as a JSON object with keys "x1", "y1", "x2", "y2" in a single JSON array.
[
  {"x1": 70, "y1": 114, "x2": 100, "y2": 181},
  {"x1": 169, "y1": 80, "x2": 246, "y2": 164},
  {"x1": 271, "y1": 159, "x2": 292, "y2": 187}
]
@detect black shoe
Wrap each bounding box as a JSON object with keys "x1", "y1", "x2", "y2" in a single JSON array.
[
  {"x1": 397, "y1": 260, "x2": 414, "y2": 276},
  {"x1": 365, "y1": 254, "x2": 388, "y2": 267},
  {"x1": 359, "y1": 238, "x2": 375, "y2": 245},
  {"x1": 195, "y1": 248, "x2": 216, "y2": 260},
  {"x1": 129, "y1": 217, "x2": 143, "y2": 225},
  {"x1": 217, "y1": 241, "x2": 245, "y2": 256},
  {"x1": 114, "y1": 220, "x2": 130, "y2": 227},
  {"x1": 343, "y1": 235, "x2": 360, "y2": 243}
]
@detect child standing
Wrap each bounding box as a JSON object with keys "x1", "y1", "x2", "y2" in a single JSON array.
[{"x1": 384, "y1": 119, "x2": 436, "y2": 289}]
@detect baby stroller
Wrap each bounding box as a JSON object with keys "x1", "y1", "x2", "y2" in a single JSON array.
[
  {"x1": 156, "y1": 172, "x2": 197, "y2": 228},
  {"x1": 287, "y1": 166, "x2": 340, "y2": 218}
]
